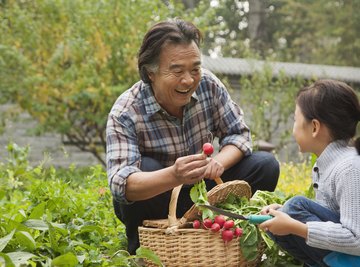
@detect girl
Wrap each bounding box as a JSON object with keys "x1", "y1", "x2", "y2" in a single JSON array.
[{"x1": 259, "y1": 79, "x2": 360, "y2": 266}]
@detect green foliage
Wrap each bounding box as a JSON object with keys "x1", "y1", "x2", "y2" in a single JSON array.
[
  {"x1": 0, "y1": 142, "x2": 162, "y2": 266},
  {"x1": 1, "y1": 0, "x2": 359, "y2": 167},
  {"x1": 0, "y1": 142, "x2": 315, "y2": 266},
  {"x1": 0, "y1": 0, "x2": 191, "y2": 165},
  {"x1": 198, "y1": 0, "x2": 360, "y2": 67},
  {"x1": 217, "y1": 191, "x2": 302, "y2": 266},
  {"x1": 273, "y1": 0, "x2": 360, "y2": 67},
  {"x1": 0, "y1": 0, "x2": 218, "y2": 165},
  {"x1": 238, "y1": 65, "x2": 310, "y2": 152},
  {"x1": 190, "y1": 180, "x2": 214, "y2": 220}
]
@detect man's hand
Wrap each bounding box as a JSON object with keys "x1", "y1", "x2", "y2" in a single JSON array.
[
  {"x1": 172, "y1": 153, "x2": 209, "y2": 184},
  {"x1": 203, "y1": 157, "x2": 224, "y2": 180}
]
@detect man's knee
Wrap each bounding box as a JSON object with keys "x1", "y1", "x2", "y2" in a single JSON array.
[
  {"x1": 257, "y1": 151, "x2": 280, "y2": 179},
  {"x1": 252, "y1": 151, "x2": 280, "y2": 191}
]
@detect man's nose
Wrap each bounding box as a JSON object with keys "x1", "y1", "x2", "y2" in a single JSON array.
[{"x1": 180, "y1": 72, "x2": 194, "y2": 86}]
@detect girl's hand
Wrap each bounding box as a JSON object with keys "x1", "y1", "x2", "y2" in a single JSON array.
[
  {"x1": 260, "y1": 203, "x2": 283, "y2": 215},
  {"x1": 259, "y1": 209, "x2": 308, "y2": 238}
]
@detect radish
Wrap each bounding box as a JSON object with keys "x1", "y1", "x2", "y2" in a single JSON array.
[
  {"x1": 234, "y1": 227, "x2": 243, "y2": 237},
  {"x1": 202, "y1": 143, "x2": 214, "y2": 156},
  {"x1": 203, "y1": 218, "x2": 213, "y2": 229},
  {"x1": 193, "y1": 220, "x2": 201, "y2": 229},
  {"x1": 223, "y1": 220, "x2": 235, "y2": 229},
  {"x1": 214, "y1": 215, "x2": 226, "y2": 228},
  {"x1": 211, "y1": 222, "x2": 221, "y2": 232},
  {"x1": 221, "y1": 229, "x2": 234, "y2": 243}
]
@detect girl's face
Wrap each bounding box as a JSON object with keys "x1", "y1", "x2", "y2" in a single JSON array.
[{"x1": 293, "y1": 104, "x2": 314, "y2": 153}]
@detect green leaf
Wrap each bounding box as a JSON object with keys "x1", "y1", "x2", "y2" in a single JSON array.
[
  {"x1": 241, "y1": 225, "x2": 258, "y2": 246},
  {"x1": 240, "y1": 245, "x2": 258, "y2": 261},
  {"x1": 136, "y1": 247, "x2": 163, "y2": 267},
  {"x1": 0, "y1": 252, "x2": 15, "y2": 267},
  {"x1": 48, "y1": 222, "x2": 58, "y2": 252},
  {"x1": 15, "y1": 231, "x2": 36, "y2": 251},
  {"x1": 80, "y1": 225, "x2": 104, "y2": 235},
  {"x1": 50, "y1": 223, "x2": 67, "y2": 236},
  {"x1": 51, "y1": 252, "x2": 78, "y2": 267},
  {"x1": 261, "y1": 231, "x2": 275, "y2": 249},
  {"x1": 0, "y1": 229, "x2": 15, "y2": 252},
  {"x1": 29, "y1": 202, "x2": 46, "y2": 219},
  {"x1": 23, "y1": 219, "x2": 48, "y2": 231},
  {"x1": 189, "y1": 186, "x2": 199, "y2": 203},
  {"x1": 7, "y1": 251, "x2": 36, "y2": 266}
]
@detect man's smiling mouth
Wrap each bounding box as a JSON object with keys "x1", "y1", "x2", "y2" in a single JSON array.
[{"x1": 175, "y1": 89, "x2": 191, "y2": 94}]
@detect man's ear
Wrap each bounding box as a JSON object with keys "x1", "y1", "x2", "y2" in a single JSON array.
[
  {"x1": 148, "y1": 72, "x2": 154, "y2": 83},
  {"x1": 312, "y1": 119, "x2": 321, "y2": 137}
]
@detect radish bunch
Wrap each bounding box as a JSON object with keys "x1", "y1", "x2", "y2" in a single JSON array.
[{"x1": 192, "y1": 215, "x2": 243, "y2": 243}]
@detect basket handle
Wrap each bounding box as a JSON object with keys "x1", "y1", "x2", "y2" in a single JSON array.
[
  {"x1": 168, "y1": 184, "x2": 183, "y2": 227},
  {"x1": 167, "y1": 178, "x2": 223, "y2": 227}
]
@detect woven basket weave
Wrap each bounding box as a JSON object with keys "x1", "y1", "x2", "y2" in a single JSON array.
[{"x1": 138, "y1": 180, "x2": 265, "y2": 267}]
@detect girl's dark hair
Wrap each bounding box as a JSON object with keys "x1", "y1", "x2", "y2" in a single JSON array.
[
  {"x1": 138, "y1": 18, "x2": 203, "y2": 83},
  {"x1": 296, "y1": 79, "x2": 360, "y2": 154}
]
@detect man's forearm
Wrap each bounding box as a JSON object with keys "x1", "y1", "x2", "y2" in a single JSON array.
[
  {"x1": 125, "y1": 167, "x2": 180, "y2": 201},
  {"x1": 214, "y1": 144, "x2": 244, "y2": 171}
]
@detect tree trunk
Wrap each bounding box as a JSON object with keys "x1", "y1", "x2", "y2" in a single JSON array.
[
  {"x1": 181, "y1": 0, "x2": 196, "y2": 9},
  {"x1": 248, "y1": 0, "x2": 267, "y2": 50}
]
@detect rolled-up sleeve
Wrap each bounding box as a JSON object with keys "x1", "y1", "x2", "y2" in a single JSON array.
[{"x1": 106, "y1": 112, "x2": 141, "y2": 204}]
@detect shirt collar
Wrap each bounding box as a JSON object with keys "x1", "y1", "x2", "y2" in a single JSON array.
[
  {"x1": 141, "y1": 82, "x2": 200, "y2": 117},
  {"x1": 316, "y1": 140, "x2": 349, "y2": 170}
]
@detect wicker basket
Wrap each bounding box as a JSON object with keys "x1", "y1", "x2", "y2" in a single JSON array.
[{"x1": 138, "y1": 180, "x2": 265, "y2": 267}]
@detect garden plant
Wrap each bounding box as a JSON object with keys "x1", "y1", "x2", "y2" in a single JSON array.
[{"x1": 0, "y1": 143, "x2": 313, "y2": 266}]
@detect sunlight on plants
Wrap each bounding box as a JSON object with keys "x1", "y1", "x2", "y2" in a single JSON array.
[{"x1": 277, "y1": 161, "x2": 313, "y2": 197}]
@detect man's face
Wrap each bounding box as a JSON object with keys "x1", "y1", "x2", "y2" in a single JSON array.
[{"x1": 148, "y1": 41, "x2": 202, "y2": 118}]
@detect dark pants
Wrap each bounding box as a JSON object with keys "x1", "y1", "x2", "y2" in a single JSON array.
[{"x1": 113, "y1": 151, "x2": 279, "y2": 254}]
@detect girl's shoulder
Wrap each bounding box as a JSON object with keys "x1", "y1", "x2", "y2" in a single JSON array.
[{"x1": 334, "y1": 147, "x2": 360, "y2": 176}]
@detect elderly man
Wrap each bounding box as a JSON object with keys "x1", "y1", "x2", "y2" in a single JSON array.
[{"x1": 106, "y1": 18, "x2": 279, "y2": 254}]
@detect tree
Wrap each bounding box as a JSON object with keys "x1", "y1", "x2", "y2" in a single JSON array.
[
  {"x1": 0, "y1": 1, "x2": 173, "y2": 164},
  {"x1": 197, "y1": 0, "x2": 360, "y2": 67},
  {"x1": 0, "y1": 0, "x2": 214, "y2": 165}
]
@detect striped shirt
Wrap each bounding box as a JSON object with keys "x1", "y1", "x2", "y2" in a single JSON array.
[
  {"x1": 306, "y1": 140, "x2": 360, "y2": 255},
  {"x1": 106, "y1": 69, "x2": 252, "y2": 203}
]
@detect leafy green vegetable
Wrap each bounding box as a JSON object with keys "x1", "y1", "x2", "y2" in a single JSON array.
[
  {"x1": 215, "y1": 190, "x2": 300, "y2": 265},
  {"x1": 190, "y1": 179, "x2": 213, "y2": 219}
]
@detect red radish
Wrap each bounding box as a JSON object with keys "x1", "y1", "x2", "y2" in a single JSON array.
[
  {"x1": 214, "y1": 215, "x2": 226, "y2": 228},
  {"x1": 203, "y1": 218, "x2": 213, "y2": 229},
  {"x1": 193, "y1": 220, "x2": 201, "y2": 229},
  {"x1": 221, "y1": 229, "x2": 234, "y2": 243},
  {"x1": 202, "y1": 143, "x2": 214, "y2": 156},
  {"x1": 234, "y1": 227, "x2": 243, "y2": 237},
  {"x1": 223, "y1": 220, "x2": 235, "y2": 229},
  {"x1": 211, "y1": 222, "x2": 221, "y2": 232}
]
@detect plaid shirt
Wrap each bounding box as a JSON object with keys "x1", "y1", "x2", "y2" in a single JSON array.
[{"x1": 106, "y1": 69, "x2": 252, "y2": 203}]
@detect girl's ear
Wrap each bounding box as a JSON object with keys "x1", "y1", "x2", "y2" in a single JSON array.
[{"x1": 312, "y1": 119, "x2": 321, "y2": 137}]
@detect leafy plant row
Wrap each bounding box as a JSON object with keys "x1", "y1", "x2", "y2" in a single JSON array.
[
  {"x1": 0, "y1": 143, "x2": 160, "y2": 266},
  {"x1": 0, "y1": 142, "x2": 313, "y2": 266}
]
